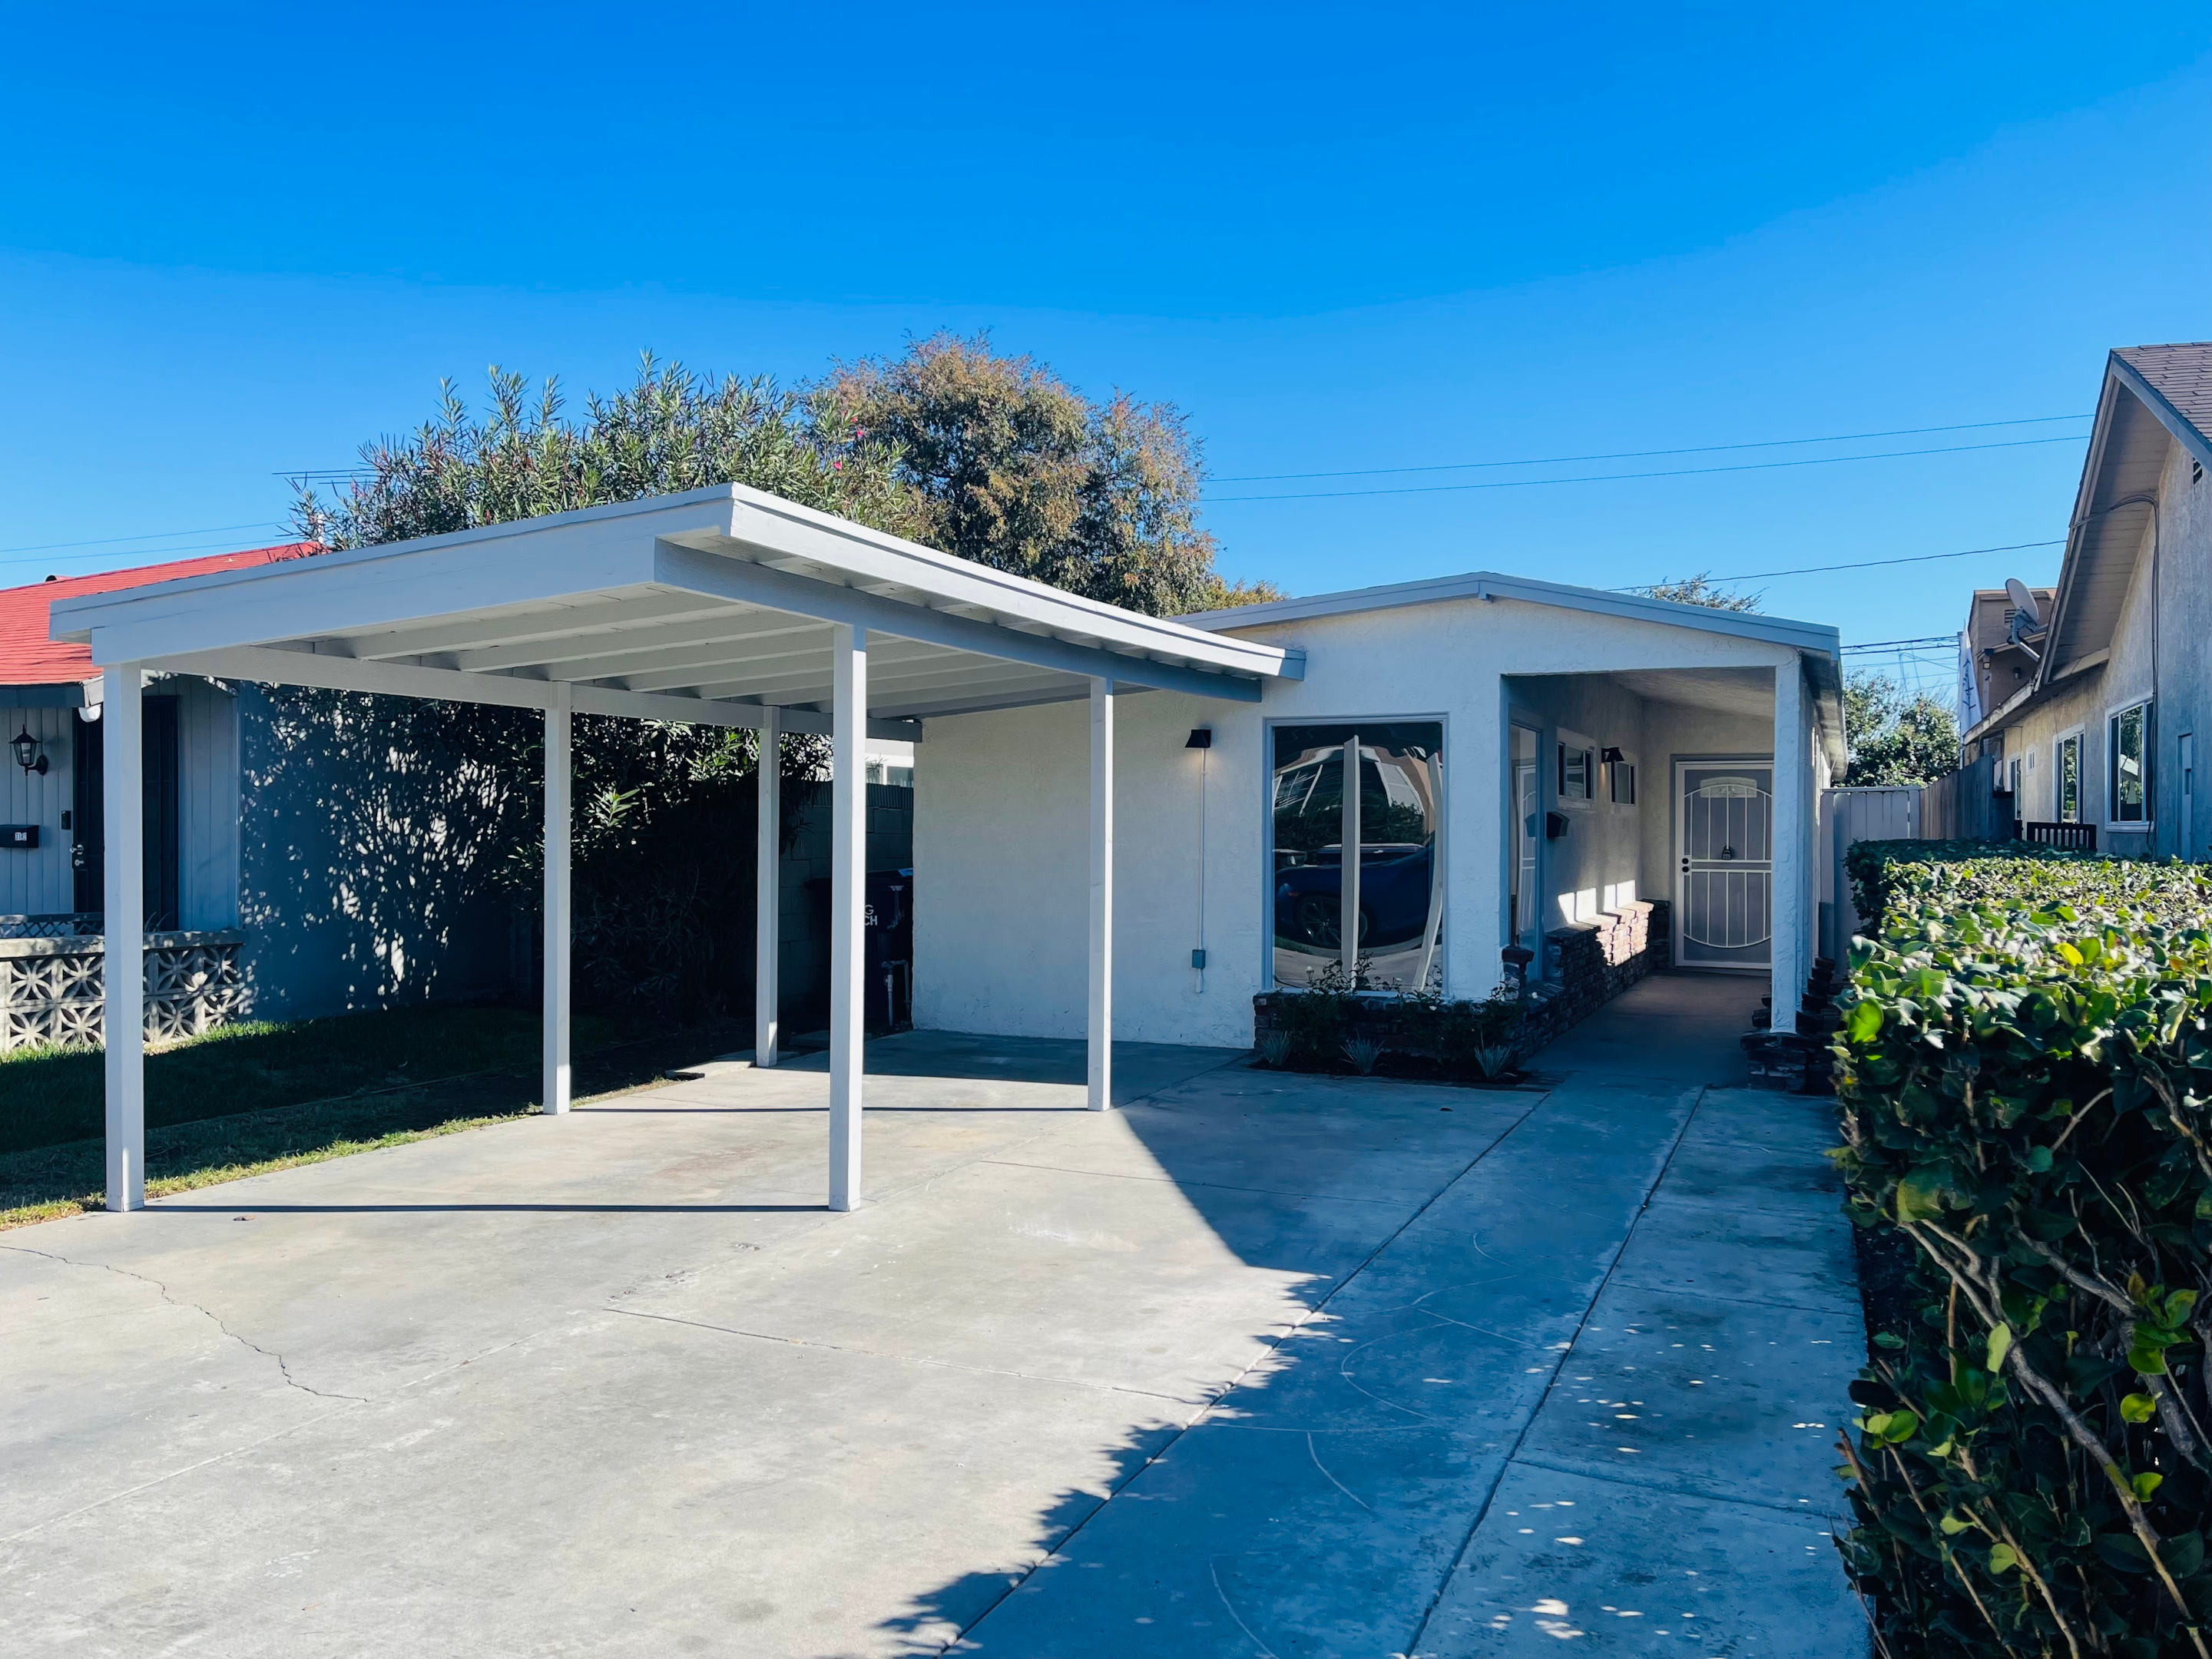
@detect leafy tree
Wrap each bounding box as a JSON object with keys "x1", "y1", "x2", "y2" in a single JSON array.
[
  {"x1": 816, "y1": 333, "x2": 1280, "y2": 616},
  {"x1": 1637, "y1": 571, "x2": 1762, "y2": 611},
  {"x1": 291, "y1": 356, "x2": 921, "y2": 551},
  {"x1": 1844, "y1": 671, "x2": 1959, "y2": 785}
]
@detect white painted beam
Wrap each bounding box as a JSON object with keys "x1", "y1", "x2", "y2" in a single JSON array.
[
  {"x1": 102, "y1": 664, "x2": 145, "y2": 1211},
  {"x1": 144, "y1": 646, "x2": 921, "y2": 741},
  {"x1": 1341, "y1": 734, "x2": 1363, "y2": 981},
  {"x1": 1772, "y1": 660, "x2": 1809, "y2": 1016},
  {"x1": 1088, "y1": 677, "x2": 1114, "y2": 1111},
  {"x1": 755, "y1": 706, "x2": 781, "y2": 1070},
  {"x1": 449, "y1": 609, "x2": 825, "y2": 675},
  {"x1": 829, "y1": 624, "x2": 866, "y2": 1210},
  {"x1": 343, "y1": 591, "x2": 726, "y2": 662},
  {"x1": 543, "y1": 683, "x2": 572, "y2": 1115},
  {"x1": 655, "y1": 543, "x2": 1267, "y2": 704}
]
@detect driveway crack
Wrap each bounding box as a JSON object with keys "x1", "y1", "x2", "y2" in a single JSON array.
[{"x1": 1, "y1": 1241, "x2": 368, "y2": 1404}]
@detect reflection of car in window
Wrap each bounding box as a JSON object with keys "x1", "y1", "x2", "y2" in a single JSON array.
[{"x1": 1274, "y1": 841, "x2": 1432, "y2": 952}]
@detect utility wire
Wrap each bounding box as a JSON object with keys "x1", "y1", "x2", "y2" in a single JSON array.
[
  {"x1": 0, "y1": 520, "x2": 286, "y2": 558},
  {"x1": 1210, "y1": 413, "x2": 2091, "y2": 484},
  {"x1": 1205, "y1": 435, "x2": 2087, "y2": 503},
  {"x1": 1611, "y1": 537, "x2": 2065, "y2": 591}
]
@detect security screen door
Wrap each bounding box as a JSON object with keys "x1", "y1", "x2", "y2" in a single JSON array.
[{"x1": 1673, "y1": 760, "x2": 1773, "y2": 970}]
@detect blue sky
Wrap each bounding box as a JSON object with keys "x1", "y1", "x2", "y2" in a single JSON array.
[{"x1": 3, "y1": 2, "x2": 2208, "y2": 690}]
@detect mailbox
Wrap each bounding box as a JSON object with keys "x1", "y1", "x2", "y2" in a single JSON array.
[{"x1": 0, "y1": 825, "x2": 38, "y2": 849}]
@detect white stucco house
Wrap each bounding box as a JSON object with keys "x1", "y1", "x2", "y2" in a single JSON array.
[
  {"x1": 48, "y1": 485, "x2": 1842, "y2": 1215},
  {"x1": 1960, "y1": 343, "x2": 2212, "y2": 855}
]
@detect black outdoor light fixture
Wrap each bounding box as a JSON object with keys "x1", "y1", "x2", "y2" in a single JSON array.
[
  {"x1": 1185, "y1": 727, "x2": 1214, "y2": 749},
  {"x1": 9, "y1": 728, "x2": 46, "y2": 777},
  {"x1": 1601, "y1": 745, "x2": 1626, "y2": 764}
]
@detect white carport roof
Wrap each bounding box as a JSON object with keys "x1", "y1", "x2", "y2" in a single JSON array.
[{"x1": 51, "y1": 484, "x2": 1300, "y2": 727}]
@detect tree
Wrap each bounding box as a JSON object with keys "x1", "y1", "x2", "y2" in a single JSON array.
[
  {"x1": 1637, "y1": 572, "x2": 1763, "y2": 611},
  {"x1": 1844, "y1": 671, "x2": 1960, "y2": 786},
  {"x1": 815, "y1": 333, "x2": 1281, "y2": 616},
  {"x1": 291, "y1": 356, "x2": 922, "y2": 552}
]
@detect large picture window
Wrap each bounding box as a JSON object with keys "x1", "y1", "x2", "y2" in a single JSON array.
[
  {"x1": 2110, "y1": 702, "x2": 2151, "y2": 823},
  {"x1": 1271, "y1": 722, "x2": 1443, "y2": 991}
]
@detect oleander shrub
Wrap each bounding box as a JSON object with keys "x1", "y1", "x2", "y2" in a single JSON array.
[{"x1": 1833, "y1": 844, "x2": 2212, "y2": 1656}]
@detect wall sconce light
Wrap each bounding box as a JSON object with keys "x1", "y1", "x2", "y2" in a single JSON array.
[
  {"x1": 1601, "y1": 746, "x2": 1625, "y2": 764},
  {"x1": 9, "y1": 729, "x2": 46, "y2": 776},
  {"x1": 1185, "y1": 727, "x2": 1214, "y2": 749}
]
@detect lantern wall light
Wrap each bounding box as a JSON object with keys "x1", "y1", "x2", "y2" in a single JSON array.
[{"x1": 10, "y1": 729, "x2": 46, "y2": 776}]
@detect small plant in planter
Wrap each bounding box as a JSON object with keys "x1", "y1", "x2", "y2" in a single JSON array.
[
  {"x1": 1255, "y1": 1030, "x2": 1293, "y2": 1068},
  {"x1": 1340, "y1": 1036, "x2": 1384, "y2": 1075}
]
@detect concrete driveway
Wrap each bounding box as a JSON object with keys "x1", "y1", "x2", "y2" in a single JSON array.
[{"x1": 1, "y1": 975, "x2": 1863, "y2": 1657}]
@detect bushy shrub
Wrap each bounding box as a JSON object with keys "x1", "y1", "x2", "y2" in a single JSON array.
[{"x1": 1833, "y1": 845, "x2": 2212, "y2": 1656}]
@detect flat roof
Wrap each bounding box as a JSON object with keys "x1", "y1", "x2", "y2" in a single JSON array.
[{"x1": 52, "y1": 485, "x2": 1298, "y2": 731}]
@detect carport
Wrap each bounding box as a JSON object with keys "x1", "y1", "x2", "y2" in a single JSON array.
[{"x1": 50, "y1": 484, "x2": 1298, "y2": 1214}]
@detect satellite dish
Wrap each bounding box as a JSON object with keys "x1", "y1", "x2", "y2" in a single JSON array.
[{"x1": 2005, "y1": 578, "x2": 2042, "y2": 629}]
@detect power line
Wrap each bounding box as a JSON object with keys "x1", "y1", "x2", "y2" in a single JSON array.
[
  {"x1": 1841, "y1": 636, "x2": 1955, "y2": 651},
  {"x1": 0, "y1": 519, "x2": 285, "y2": 558},
  {"x1": 1615, "y1": 537, "x2": 2065, "y2": 591},
  {"x1": 1210, "y1": 413, "x2": 2091, "y2": 485},
  {"x1": 1204, "y1": 435, "x2": 2087, "y2": 503}
]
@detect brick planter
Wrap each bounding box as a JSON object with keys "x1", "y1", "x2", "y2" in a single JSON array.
[{"x1": 1253, "y1": 899, "x2": 1670, "y2": 1075}]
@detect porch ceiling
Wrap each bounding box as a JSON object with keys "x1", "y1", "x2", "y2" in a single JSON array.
[
  {"x1": 50, "y1": 486, "x2": 1300, "y2": 733},
  {"x1": 1604, "y1": 666, "x2": 1776, "y2": 720}
]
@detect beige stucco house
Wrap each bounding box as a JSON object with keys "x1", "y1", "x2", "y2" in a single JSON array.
[{"x1": 1962, "y1": 343, "x2": 2212, "y2": 854}]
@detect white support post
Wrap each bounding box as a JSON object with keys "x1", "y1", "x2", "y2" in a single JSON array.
[
  {"x1": 542, "y1": 683, "x2": 572, "y2": 1115},
  {"x1": 829, "y1": 625, "x2": 866, "y2": 1209},
  {"x1": 1772, "y1": 660, "x2": 1809, "y2": 1018},
  {"x1": 102, "y1": 664, "x2": 145, "y2": 1212},
  {"x1": 755, "y1": 705, "x2": 781, "y2": 1068},
  {"x1": 1340, "y1": 733, "x2": 1363, "y2": 981},
  {"x1": 1088, "y1": 678, "x2": 1114, "y2": 1111}
]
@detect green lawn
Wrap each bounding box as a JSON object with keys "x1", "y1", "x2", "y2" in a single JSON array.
[{"x1": 0, "y1": 1007, "x2": 749, "y2": 1230}]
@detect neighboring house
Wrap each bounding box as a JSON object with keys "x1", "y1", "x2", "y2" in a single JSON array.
[
  {"x1": 0, "y1": 545, "x2": 512, "y2": 1047},
  {"x1": 1956, "y1": 582, "x2": 2055, "y2": 735},
  {"x1": 1961, "y1": 343, "x2": 2212, "y2": 854}
]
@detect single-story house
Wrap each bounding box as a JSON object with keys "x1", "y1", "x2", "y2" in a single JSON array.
[
  {"x1": 0, "y1": 546, "x2": 514, "y2": 1045},
  {"x1": 49, "y1": 485, "x2": 1843, "y2": 1214},
  {"x1": 1960, "y1": 342, "x2": 2212, "y2": 853}
]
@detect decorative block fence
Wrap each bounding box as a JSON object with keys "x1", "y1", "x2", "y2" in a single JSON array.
[{"x1": 0, "y1": 916, "x2": 246, "y2": 1051}]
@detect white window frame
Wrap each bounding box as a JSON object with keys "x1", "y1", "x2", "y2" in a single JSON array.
[
  {"x1": 2105, "y1": 697, "x2": 2154, "y2": 829},
  {"x1": 1555, "y1": 727, "x2": 1597, "y2": 808},
  {"x1": 2052, "y1": 726, "x2": 2085, "y2": 824}
]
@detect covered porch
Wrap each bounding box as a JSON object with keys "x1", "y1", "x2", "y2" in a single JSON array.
[
  {"x1": 50, "y1": 485, "x2": 1296, "y2": 1214},
  {"x1": 1502, "y1": 660, "x2": 1835, "y2": 1015}
]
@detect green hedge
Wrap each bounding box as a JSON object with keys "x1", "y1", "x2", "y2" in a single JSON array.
[{"x1": 1833, "y1": 843, "x2": 2212, "y2": 1655}]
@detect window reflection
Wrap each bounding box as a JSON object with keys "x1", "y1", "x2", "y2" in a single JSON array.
[{"x1": 1271, "y1": 722, "x2": 1444, "y2": 990}]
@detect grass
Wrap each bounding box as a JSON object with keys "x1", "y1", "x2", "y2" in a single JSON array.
[
  {"x1": 0, "y1": 1003, "x2": 639, "y2": 1157},
  {"x1": 0, "y1": 1008, "x2": 750, "y2": 1231}
]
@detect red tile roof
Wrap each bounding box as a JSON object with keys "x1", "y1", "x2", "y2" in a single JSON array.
[{"x1": 0, "y1": 543, "x2": 318, "y2": 687}]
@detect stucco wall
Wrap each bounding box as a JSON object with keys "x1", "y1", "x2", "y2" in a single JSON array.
[
  {"x1": 1988, "y1": 439, "x2": 2212, "y2": 856},
  {"x1": 915, "y1": 594, "x2": 1814, "y2": 1048}
]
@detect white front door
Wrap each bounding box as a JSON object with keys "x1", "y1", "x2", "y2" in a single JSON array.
[{"x1": 1674, "y1": 760, "x2": 1774, "y2": 971}]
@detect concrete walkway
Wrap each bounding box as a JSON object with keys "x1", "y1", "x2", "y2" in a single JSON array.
[{"x1": 0, "y1": 975, "x2": 1862, "y2": 1657}]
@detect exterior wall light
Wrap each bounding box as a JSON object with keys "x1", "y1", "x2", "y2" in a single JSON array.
[
  {"x1": 10, "y1": 728, "x2": 46, "y2": 776},
  {"x1": 1185, "y1": 727, "x2": 1213, "y2": 749},
  {"x1": 1601, "y1": 745, "x2": 1625, "y2": 763}
]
